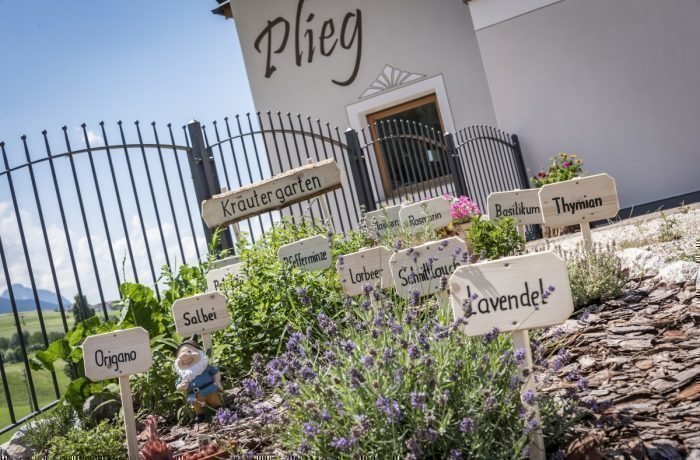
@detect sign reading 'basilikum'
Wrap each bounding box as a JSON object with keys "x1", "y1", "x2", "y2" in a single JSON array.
[
  {"x1": 538, "y1": 174, "x2": 619, "y2": 228},
  {"x1": 487, "y1": 189, "x2": 543, "y2": 225},
  {"x1": 202, "y1": 159, "x2": 342, "y2": 228}
]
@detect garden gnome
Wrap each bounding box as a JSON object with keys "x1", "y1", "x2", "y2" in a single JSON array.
[{"x1": 174, "y1": 335, "x2": 223, "y2": 422}]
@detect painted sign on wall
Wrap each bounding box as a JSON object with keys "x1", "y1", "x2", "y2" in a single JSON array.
[
  {"x1": 172, "y1": 292, "x2": 230, "y2": 337},
  {"x1": 253, "y1": 0, "x2": 363, "y2": 86},
  {"x1": 278, "y1": 235, "x2": 332, "y2": 271},
  {"x1": 337, "y1": 246, "x2": 392, "y2": 296},
  {"x1": 538, "y1": 174, "x2": 619, "y2": 228},
  {"x1": 487, "y1": 189, "x2": 543, "y2": 225},
  {"x1": 202, "y1": 159, "x2": 342, "y2": 228},
  {"x1": 390, "y1": 237, "x2": 468, "y2": 299},
  {"x1": 399, "y1": 197, "x2": 452, "y2": 234},
  {"x1": 449, "y1": 252, "x2": 573, "y2": 336}
]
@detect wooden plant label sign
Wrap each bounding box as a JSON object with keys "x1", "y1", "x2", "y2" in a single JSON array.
[
  {"x1": 538, "y1": 174, "x2": 619, "y2": 228},
  {"x1": 82, "y1": 327, "x2": 152, "y2": 381},
  {"x1": 206, "y1": 263, "x2": 244, "y2": 292},
  {"x1": 210, "y1": 255, "x2": 241, "y2": 270},
  {"x1": 278, "y1": 235, "x2": 332, "y2": 271},
  {"x1": 364, "y1": 205, "x2": 401, "y2": 237},
  {"x1": 172, "y1": 292, "x2": 230, "y2": 337},
  {"x1": 487, "y1": 189, "x2": 544, "y2": 225},
  {"x1": 202, "y1": 159, "x2": 342, "y2": 228},
  {"x1": 399, "y1": 197, "x2": 452, "y2": 233},
  {"x1": 390, "y1": 237, "x2": 468, "y2": 299},
  {"x1": 337, "y1": 246, "x2": 392, "y2": 296},
  {"x1": 449, "y1": 252, "x2": 574, "y2": 336}
]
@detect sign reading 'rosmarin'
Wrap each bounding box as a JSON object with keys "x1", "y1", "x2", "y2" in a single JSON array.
[
  {"x1": 487, "y1": 189, "x2": 543, "y2": 225},
  {"x1": 538, "y1": 174, "x2": 619, "y2": 228},
  {"x1": 201, "y1": 159, "x2": 342, "y2": 228},
  {"x1": 399, "y1": 197, "x2": 452, "y2": 234}
]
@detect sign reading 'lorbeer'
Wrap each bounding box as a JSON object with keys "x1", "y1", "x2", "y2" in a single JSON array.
[
  {"x1": 337, "y1": 246, "x2": 392, "y2": 296},
  {"x1": 487, "y1": 189, "x2": 544, "y2": 225},
  {"x1": 539, "y1": 174, "x2": 619, "y2": 228},
  {"x1": 172, "y1": 292, "x2": 230, "y2": 337},
  {"x1": 82, "y1": 327, "x2": 152, "y2": 381},
  {"x1": 449, "y1": 252, "x2": 574, "y2": 336},
  {"x1": 202, "y1": 159, "x2": 342, "y2": 228}
]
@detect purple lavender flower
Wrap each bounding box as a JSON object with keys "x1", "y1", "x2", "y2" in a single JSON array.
[
  {"x1": 361, "y1": 299, "x2": 371, "y2": 310},
  {"x1": 409, "y1": 289, "x2": 420, "y2": 307},
  {"x1": 302, "y1": 421, "x2": 320, "y2": 438},
  {"x1": 354, "y1": 414, "x2": 370, "y2": 434},
  {"x1": 340, "y1": 339, "x2": 356, "y2": 354},
  {"x1": 576, "y1": 377, "x2": 588, "y2": 391},
  {"x1": 349, "y1": 367, "x2": 365, "y2": 388},
  {"x1": 286, "y1": 332, "x2": 305, "y2": 355},
  {"x1": 514, "y1": 348, "x2": 526, "y2": 365},
  {"x1": 337, "y1": 255, "x2": 344, "y2": 267},
  {"x1": 483, "y1": 326, "x2": 500, "y2": 344},
  {"x1": 242, "y1": 378, "x2": 263, "y2": 399},
  {"x1": 551, "y1": 348, "x2": 571, "y2": 372},
  {"x1": 408, "y1": 345, "x2": 420, "y2": 359},
  {"x1": 410, "y1": 391, "x2": 427, "y2": 409},
  {"x1": 524, "y1": 417, "x2": 539, "y2": 435},
  {"x1": 509, "y1": 375, "x2": 522, "y2": 390},
  {"x1": 320, "y1": 409, "x2": 331, "y2": 421},
  {"x1": 484, "y1": 395, "x2": 497, "y2": 410},
  {"x1": 376, "y1": 396, "x2": 402, "y2": 422},
  {"x1": 382, "y1": 347, "x2": 394, "y2": 363},
  {"x1": 214, "y1": 408, "x2": 239, "y2": 425},
  {"x1": 459, "y1": 417, "x2": 475, "y2": 433},
  {"x1": 286, "y1": 381, "x2": 300, "y2": 397},
  {"x1": 450, "y1": 449, "x2": 463, "y2": 460},
  {"x1": 363, "y1": 283, "x2": 374, "y2": 297},
  {"x1": 394, "y1": 239, "x2": 404, "y2": 251},
  {"x1": 323, "y1": 350, "x2": 337, "y2": 365},
  {"x1": 439, "y1": 276, "x2": 448, "y2": 290},
  {"x1": 361, "y1": 355, "x2": 374, "y2": 368},
  {"x1": 300, "y1": 366, "x2": 316, "y2": 381},
  {"x1": 316, "y1": 312, "x2": 337, "y2": 336},
  {"x1": 394, "y1": 367, "x2": 404, "y2": 383},
  {"x1": 437, "y1": 389, "x2": 451, "y2": 405},
  {"x1": 405, "y1": 437, "x2": 422, "y2": 458},
  {"x1": 330, "y1": 436, "x2": 355, "y2": 451},
  {"x1": 419, "y1": 427, "x2": 438, "y2": 443},
  {"x1": 523, "y1": 389, "x2": 536, "y2": 405},
  {"x1": 427, "y1": 255, "x2": 438, "y2": 268}
]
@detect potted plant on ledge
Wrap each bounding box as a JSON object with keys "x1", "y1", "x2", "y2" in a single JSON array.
[{"x1": 442, "y1": 193, "x2": 481, "y2": 244}]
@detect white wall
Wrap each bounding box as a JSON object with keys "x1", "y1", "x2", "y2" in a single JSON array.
[{"x1": 474, "y1": 0, "x2": 700, "y2": 209}]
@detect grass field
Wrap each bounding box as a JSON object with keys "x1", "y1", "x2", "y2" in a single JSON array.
[
  {"x1": 0, "y1": 310, "x2": 74, "y2": 339},
  {"x1": 0, "y1": 360, "x2": 71, "y2": 443}
]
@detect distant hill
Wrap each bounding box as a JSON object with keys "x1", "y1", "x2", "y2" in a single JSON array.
[{"x1": 0, "y1": 284, "x2": 72, "y2": 314}]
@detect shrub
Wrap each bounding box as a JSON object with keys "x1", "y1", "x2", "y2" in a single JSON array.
[
  {"x1": 20, "y1": 403, "x2": 77, "y2": 456},
  {"x1": 567, "y1": 247, "x2": 626, "y2": 307},
  {"x1": 531, "y1": 153, "x2": 583, "y2": 187},
  {"x1": 658, "y1": 212, "x2": 683, "y2": 242},
  {"x1": 47, "y1": 420, "x2": 127, "y2": 459},
  {"x1": 467, "y1": 216, "x2": 524, "y2": 260},
  {"x1": 254, "y1": 290, "x2": 589, "y2": 458}
]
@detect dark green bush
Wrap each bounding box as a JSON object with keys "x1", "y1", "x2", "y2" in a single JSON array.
[
  {"x1": 467, "y1": 216, "x2": 524, "y2": 260},
  {"x1": 47, "y1": 420, "x2": 126, "y2": 459}
]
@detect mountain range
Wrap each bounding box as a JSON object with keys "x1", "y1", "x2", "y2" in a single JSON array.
[{"x1": 0, "y1": 284, "x2": 72, "y2": 314}]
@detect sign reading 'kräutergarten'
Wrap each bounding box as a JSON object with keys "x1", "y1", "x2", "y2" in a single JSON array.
[{"x1": 202, "y1": 159, "x2": 342, "y2": 228}]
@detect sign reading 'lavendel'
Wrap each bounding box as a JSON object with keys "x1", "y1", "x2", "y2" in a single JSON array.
[
  {"x1": 202, "y1": 159, "x2": 342, "y2": 228},
  {"x1": 539, "y1": 174, "x2": 619, "y2": 228}
]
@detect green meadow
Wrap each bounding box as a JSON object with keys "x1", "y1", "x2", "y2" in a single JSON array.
[{"x1": 0, "y1": 310, "x2": 74, "y2": 339}]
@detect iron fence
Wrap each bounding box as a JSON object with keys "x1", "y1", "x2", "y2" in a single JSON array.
[{"x1": 0, "y1": 113, "x2": 529, "y2": 436}]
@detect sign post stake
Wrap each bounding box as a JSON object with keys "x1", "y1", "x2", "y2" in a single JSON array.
[
  {"x1": 512, "y1": 330, "x2": 546, "y2": 460},
  {"x1": 118, "y1": 375, "x2": 139, "y2": 460},
  {"x1": 307, "y1": 158, "x2": 334, "y2": 231},
  {"x1": 580, "y1": 221, "x2": 592, "y2": 251},
  {"x1": 202, "y1": 332, "x2": 213, "y2": 356},
  {"x1": 517, "y1": 225, "x2": 527, "y2": 252}
]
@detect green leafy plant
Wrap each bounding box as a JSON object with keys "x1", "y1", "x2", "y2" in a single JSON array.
[
  {"x1": 658, "y1": 211, "x2": 683, "y2": 242},
  {"x1": 567, "y1": 246, "x2": 627, "y2": 307},
  {"x1": 531, "y1": 153, "x2": 583, "y2": 187},
  {"x1": 19, "y1": 403, "x2": 77, "y2": 456},
  {"x1": 47, "y1": 420, "x2": 127, "y2": 459},
  {"x1": 467, "y1": 216, "x2": 524, "y2": 260}
]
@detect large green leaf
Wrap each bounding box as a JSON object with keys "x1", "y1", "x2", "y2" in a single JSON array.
[{"x1": 34, "y1": 339, "x2": 71, "y2": 372}]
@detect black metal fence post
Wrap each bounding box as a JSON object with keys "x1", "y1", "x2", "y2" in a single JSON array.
[
  {"x1": 445, "y1": 132, "x2": 469, "y2": 198},
  {"x1": 511, "y1": 134, "x2": 530, "y2": 190},
  {"x1": 186, "y1": 120, "x2": 234, "y2": 251},
  {"x1": 344, "y1": 128, "x2": 377, "y2": 213}
]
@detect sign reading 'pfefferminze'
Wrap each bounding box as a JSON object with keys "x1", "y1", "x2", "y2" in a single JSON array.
[{"x1": 278, "y1": 235, "x2": 332, "y2": 271}]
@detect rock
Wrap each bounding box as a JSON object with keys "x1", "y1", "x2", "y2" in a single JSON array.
[
  {"x1": 83, "y1": 393, "x2": 120, "y2": 423},
  {"x1": 655, "y1": 261, "x2": 699, "y2": 286},
  {"x1": 4, "y1": 420, "x2": 47, "y2": 459},
  {"x1": 566, "y1": 430, "x2": 605, "y2": 460},
  {"x1": 646, "y1": 439, "x2": 684, "y2": 460},
  {"x1": 619, "y1": 248, "x2": 666, "y2": 278}
]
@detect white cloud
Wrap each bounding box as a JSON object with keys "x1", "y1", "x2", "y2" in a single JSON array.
[{"x1": 73, "y1": 127, "x2": 103, "y2": 147}]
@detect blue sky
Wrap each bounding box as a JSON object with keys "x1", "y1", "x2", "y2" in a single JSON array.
[{"x1": 0, "y1": 0, "x2": 257, "y2": 305}]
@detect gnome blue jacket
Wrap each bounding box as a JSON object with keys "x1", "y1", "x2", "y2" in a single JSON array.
[{"x1": 177, "y1": 365, "x2": 220, "y2": 401}]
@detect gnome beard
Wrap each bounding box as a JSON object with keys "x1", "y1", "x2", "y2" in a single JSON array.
[{"x1": 175, "y1": 349, "x2": 209, "y2": 382}]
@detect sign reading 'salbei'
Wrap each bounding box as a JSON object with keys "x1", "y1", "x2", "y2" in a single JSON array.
[
  {"x1": 172, "y1": 292, "x2": 230, "y2": 337},
  {"x1": 278, "y1": 235, "x2": 332, "y2": 271},
  {"x1": 538, "y1": 174, "x2": 619, "y2": 228},
  {"x1": 399, "y1": 197, "x2": 452, "y2": 234},
  {"x1": 202, "y1": 159, "x2": 342, "y2": 228},
  {"x1": 487, "y1": 189, "x2": 543, "y2": 225},
  {"x1": 390, "y1": 237, "x2": 468, "y2": 299},
  {"x1": 82, "y1": 327, "x2": 152, "y2": 381},
  {"x1": 337, "y1": 246, "x2": 392, "y2": 296},
  {"x1": 449, "y1": 252, "x2": 574, "y2": 336}
]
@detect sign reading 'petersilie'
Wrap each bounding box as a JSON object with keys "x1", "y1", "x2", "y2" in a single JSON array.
[
  {"x1": 487, "y1": 189, "x2": 543, "y2": 225},
  {"x1": 364, "y1": 205, "x2": 401, "y2": 238},
  {"x1": 172, "y1": 292, "x2": 230, "y2": 337},
  {"x1": 337, "y1": 246, "x2": 392, "y2": 296},
  {"x1": 390, "y1": 237, "x2": 468, "y2": 299},
  {"x1": 206, "y1": 263, "x2": 244, "y2": 292},
  {"x1": 449, "y1": 252, "x2": 574, "y2": 336},
  {"x1": 399, "y1": 197, "x2": 452, "y2": 233},
  {"x1": 278, "y1": 235, "x2": 332, "y2": 271},
  {"x1": 539, "y1": 174, "x2": 619, "y2": 228},
  {"x1": 82, "y1": 327, "x2": 152, "y2": 381},
  {"x1": 202, "y1": 159, "x2": 342, "y2": 228}
]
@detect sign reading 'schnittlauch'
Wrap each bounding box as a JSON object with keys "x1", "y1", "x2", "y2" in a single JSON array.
[
  {"x1": 449, "y1": 251, "x2": 574, "y2": 460},
  {"x1": 201, "y1": 159, "x2": 342, "y2": 228},
  {"x1": 390, "y1": 237, "x2": 468, "y2": 299},
  {"x1": 538, "y1": 173, "x2": 619, "y2": 228},
  {"x1": 278, "y1": 235, "x2": 332, "y2": 271},
  {"x1": 364, "y1": 205, "x2": 401, "y2": 238},
  {"x1": 337, "y1": 246, "x2": 392, "y2": 296},
  {"x1": 82, "y1": 327, "x2": 152, "y2": 460},
  {"x1": 398, "y1": 197, "x2": 452, "y2": 234},
  {"x1": 487, "y1": 189, "x2": 544, "y2": 225}
]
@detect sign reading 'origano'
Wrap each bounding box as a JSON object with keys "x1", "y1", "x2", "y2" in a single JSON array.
[
  {"x1": 82, "y1": 327, "x2": 152, "y2": 382},
  {"x1": 539, "y1": 174, "x2": 619, "y2": 228},
  {"x1": 202, "y1": 159, "x2": 342, "y2": 228}
]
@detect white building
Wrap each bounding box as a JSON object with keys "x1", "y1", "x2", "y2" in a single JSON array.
[{"x1": 213, "y1": 0, "x2": 700, "y2": 221}]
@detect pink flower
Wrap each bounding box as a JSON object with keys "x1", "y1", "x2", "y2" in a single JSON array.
[{"x1": 562, "y1": 161, "x2": 570, "y2": 168}]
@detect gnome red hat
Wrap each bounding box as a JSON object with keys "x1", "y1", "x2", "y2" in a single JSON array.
[{"x1": 176, "y1": 334, "x2": 203, "y2": 355}]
